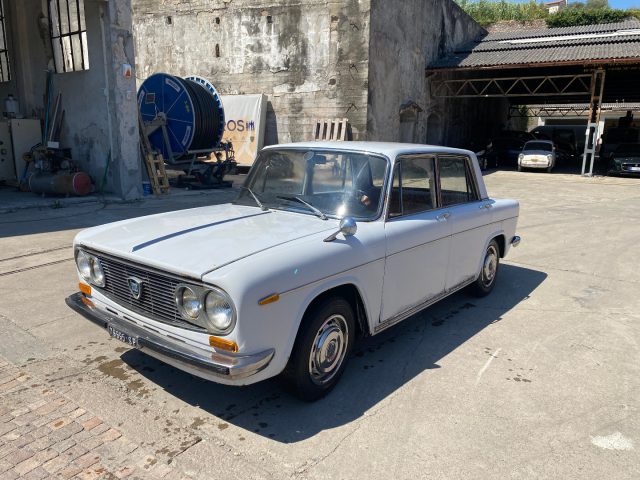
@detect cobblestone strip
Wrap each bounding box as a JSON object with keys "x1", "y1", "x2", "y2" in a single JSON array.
[{"x1": 0, "y1": 356, "x2": 192, "y2": 480}]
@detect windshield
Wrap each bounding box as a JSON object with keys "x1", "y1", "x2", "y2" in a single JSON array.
[
  {"x1": 524, "y1": 142, "x2": 553, "y2": 152},
  {"x1": 234, "y1": 149, "x2": 389, "y2": 220},
  {"x1": 615, "y1": 144, "x2": 640, "y2": 156}
]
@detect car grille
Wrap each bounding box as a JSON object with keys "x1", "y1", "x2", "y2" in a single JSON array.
[
  {"x1": 93, "y1": 253, "x2": 206, "y2": 332},
  {"x1": 622, "y1": 162, "x2": 640, "y2": 172}
]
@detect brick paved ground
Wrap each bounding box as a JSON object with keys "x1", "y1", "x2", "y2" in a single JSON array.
[{"x1": 0, "y1": 356, "x2": 191, "y2": 480}]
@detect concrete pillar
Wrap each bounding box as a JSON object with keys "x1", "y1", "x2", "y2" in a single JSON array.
[{"x1": 103, "y1": 0, "x2": 141, "y2": 199}]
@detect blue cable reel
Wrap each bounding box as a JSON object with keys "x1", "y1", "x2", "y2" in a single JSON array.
[
  {"x1": 185, "y1": 75, "x2": 226, "y2": 145},
  {"x1": 138, "y1": 73, "x2": 226, "y2": 160}
]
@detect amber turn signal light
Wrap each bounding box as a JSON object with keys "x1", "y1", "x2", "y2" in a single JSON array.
[
  {"x1": 79, "y1": 283, "x2": 92, "y2": 296},
  {"x1": 209, "y1": 336, "x2": 238, "y2": 353},
  {"x1": 258, "y1": 293, "x2": 280, "y2": 306},
  {"x1": 81, "y1": 296, "x2": 95, "y2": 309}
]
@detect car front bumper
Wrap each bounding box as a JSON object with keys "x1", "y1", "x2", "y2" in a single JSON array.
[
  {"x1": 520, "y1": 159, "x2": 552, "y2": 169},
  {"x1": 65, "y1": 292, "x2": 275, "y2": 382}
]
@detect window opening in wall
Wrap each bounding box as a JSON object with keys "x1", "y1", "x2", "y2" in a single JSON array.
[
  {"x1": 166, "y1": 16, "x2": 172, "y2": 25},
  {"x1": 0, "y1": 0, "x2": 11, "y2": 82},
  {"x1": 266, "y1": 15, "x2": 273, "y2": 24},
  {"x1": 215, "y1": 17, "x2": 220, "y2": 24},
  {"x1": 48, "y1": 0, "x2": 90, "y2": 73},
  {"x1": 215, "y1": 44, "x2": 220, "y2": 57}
]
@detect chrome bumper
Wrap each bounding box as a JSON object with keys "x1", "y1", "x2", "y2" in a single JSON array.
[{"x1": 65, "y1": 292, "x2": 274, "y2": 381}]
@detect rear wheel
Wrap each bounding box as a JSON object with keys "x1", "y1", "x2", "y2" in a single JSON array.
[
  {"x1": 281, "y1": 297, "x2": 355, "y2": 401},
  {"x1": 469, "y1": 239, "x2": 500, "y2": 297}
]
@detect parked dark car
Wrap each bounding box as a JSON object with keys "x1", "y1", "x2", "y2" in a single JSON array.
[
  {"x1": 531, "y1": 125, "x2": 586, "y2": 159},
  {"x1": 600, "y1": 128, "x2": 640, "y2": 160},
  {"x1": 608, "y1": 143, "x2": 640, "y2": 176},
  {"x1": 484, "y1": 131, "x2": 536, "y2": 168}
]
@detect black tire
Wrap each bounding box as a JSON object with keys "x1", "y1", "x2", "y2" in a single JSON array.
[
  {"x1": 468, "y1": 239, "x2": 500, "y2": 297},
  {"x1": 517, "y1": 165, "x2": 523, "y2": 172},
  {"x1": 281, "y1": 297, "x2": 355, "y2": 402},
  {"x1": 546, "y1": 166, "x2": 553, "y2": 173}
]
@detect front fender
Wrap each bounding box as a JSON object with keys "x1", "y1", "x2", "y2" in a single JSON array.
[{"x1": 202, "y1": 221, "x2": 387, "y2": 381}]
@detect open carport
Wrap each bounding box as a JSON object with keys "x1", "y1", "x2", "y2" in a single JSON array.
[{"x1": 427, "y1": 20, "x2": 640, "y2": 175}]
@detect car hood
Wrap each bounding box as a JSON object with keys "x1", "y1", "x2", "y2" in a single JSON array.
[
  {"x1": 613, "y1": 155, "x2": 640, "y2": 162},
  {"x1": 75, "y1": 204, "x2": 337, "y2": 279},
  {"x1": 522, "y1": 150, "x2": 553, "y2": 156}
]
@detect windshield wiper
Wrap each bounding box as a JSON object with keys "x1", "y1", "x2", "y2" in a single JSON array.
[
  {"x1": 276, "y1": 195, "x2": 328, "y2": 220},
  {"x1": 240, "y1": 186, "x2": 268, "y2": 211}
]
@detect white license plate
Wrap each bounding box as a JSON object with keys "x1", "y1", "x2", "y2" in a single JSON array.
[
  {"x1": 108, "y1": 324, "x2": 138, "y2": 347},
  {"x1": 628, "y1": 166, "x2": 640, "y2": 172}
]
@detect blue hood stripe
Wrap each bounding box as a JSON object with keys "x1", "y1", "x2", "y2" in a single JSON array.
[{"x1": 131, "y1": 211, "x2": 270, "y2": 252}]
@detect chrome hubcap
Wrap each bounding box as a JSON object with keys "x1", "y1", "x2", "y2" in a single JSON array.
[
  {"x1": 309, "y1": 314, "x2": 349, "y2": 385},
  {"x1": 483, "y1": 246, "x2": 498, "y2": 286}
]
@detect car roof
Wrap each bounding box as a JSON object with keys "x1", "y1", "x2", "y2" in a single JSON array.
[
  {"x1": 525, "y1": 139, "x2": 554, "y2": 144},
  {"x1": 262, "y1": 141, "x2": 475, "y2": 158}
]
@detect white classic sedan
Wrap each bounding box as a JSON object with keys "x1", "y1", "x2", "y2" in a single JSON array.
[{"x1": 66, "y1": 142, "x2": 520, "y2": 401}]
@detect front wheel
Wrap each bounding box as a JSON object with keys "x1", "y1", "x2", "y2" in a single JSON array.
[
  {"x1": 468, "y1": 239, "x2": 500, "y2": 297},
  {"x1": 281, "y1": 297, "x2": 355, "y2": 401}
]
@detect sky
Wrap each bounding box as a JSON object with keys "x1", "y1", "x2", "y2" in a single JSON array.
[
  {"x1": 579, "y1": 0, "x2": 639, "y2": 7},
  {"x1": 608, "y1": 0, "x2": 639, "y2": 7}
]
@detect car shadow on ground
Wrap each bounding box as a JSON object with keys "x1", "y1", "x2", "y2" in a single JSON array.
[{"x1": 122, "y1": 264, "x2": 546, "y2": 443}]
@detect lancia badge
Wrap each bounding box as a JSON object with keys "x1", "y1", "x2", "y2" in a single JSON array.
[{"x1": 127, "y1": 277, "x2": 143, "y2": 300}]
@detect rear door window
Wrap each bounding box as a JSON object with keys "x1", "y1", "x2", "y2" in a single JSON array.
[{"x1": 438, "y1": 156, "x2": 478, "y2": 207}]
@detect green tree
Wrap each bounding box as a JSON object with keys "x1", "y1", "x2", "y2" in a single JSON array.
[
  {"x1": 546, "y1": 8, "x2": 630, "y2": 27},
  {"x1": 455, "y1": 0, "x2": 548, "y2": 26},
  {"x1": 585, "y1": 0, "x2": 609, "y2": 9}
]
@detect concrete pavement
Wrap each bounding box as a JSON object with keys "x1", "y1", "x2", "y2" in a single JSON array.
[{"x1": 1, "y1": 171, "x2": 639, "y2": 479}]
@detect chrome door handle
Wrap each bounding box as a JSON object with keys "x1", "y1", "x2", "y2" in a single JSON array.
[{"x1": 436, "y1": 212, "x2": 450, "y2": 221}]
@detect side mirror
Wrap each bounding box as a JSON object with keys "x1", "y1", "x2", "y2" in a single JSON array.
[{"x1": 324, "y1": 216, "x2": 357, "y2": 242}]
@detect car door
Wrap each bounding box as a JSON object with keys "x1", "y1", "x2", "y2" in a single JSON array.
[
  {"x1": 381, "y1": 155, "x2": 451, "y2": 323},
  {"x1": 438, "y1": 155, "x2": 493, "y2": 291}
]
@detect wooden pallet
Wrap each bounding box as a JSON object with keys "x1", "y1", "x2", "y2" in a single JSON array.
[
  {"x1": 138, "y1": 113, "x2": 170, "y2": 195},
  {"x1": 314, "y1": 118, "x2": 350, "y2": 141}
]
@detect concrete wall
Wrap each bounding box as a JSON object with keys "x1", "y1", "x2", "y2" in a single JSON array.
[
  {"x1": 4, "y1": 0, "x2": 140, "y2": 198},
  {"x1": 132, "y1": 0, "x2": 371, "y2": 144},
  {"x1": 367, "y1": 0, "x2": 507, "y2": 149}
]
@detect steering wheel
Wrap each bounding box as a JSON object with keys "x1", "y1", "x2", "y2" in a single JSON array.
[{"x1": 345, "y1": 188, "x2": 371, "y2": 208}]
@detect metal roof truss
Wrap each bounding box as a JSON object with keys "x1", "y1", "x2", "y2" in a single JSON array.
[{"x1": 432, "y1": 73, "x2": 592, "y2": 98}]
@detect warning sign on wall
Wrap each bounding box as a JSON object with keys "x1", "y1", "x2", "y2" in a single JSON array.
[{"x1": 220, "y1": 94, "x2": 267, "y2": 166}]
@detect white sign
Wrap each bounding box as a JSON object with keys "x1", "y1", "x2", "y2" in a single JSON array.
[{"x1": 220, "y1": 94, "x2": 267, "y2": 166}]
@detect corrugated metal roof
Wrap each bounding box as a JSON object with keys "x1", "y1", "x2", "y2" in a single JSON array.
[
  {"x1": 428, "y1": 20, "x2": 640, "y2": 70},
  {"x1": 483, "y1": 19, "x2": 640, "y2": 41}
]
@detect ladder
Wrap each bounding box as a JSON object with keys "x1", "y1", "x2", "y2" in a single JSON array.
[
  {"x1": 581, "y1": 69, "x2": 606, "y2": 176},
  {"x1": 138, "y1": 113, "x2": 170, "y2": 195}
]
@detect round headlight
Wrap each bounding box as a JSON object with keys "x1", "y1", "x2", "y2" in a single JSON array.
[
  {"x1": 177, "y1": 287, "x2": 201, "y2": 319},
  {"x1": 204, "y1": 289, "x2": 235, "y2": 333},
  {"x1": 76, "y1": 250, "x2": 92, "y2": 283},
  {"x1": 89, "y1": 256, "x2": 105, "y2": 287}
]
